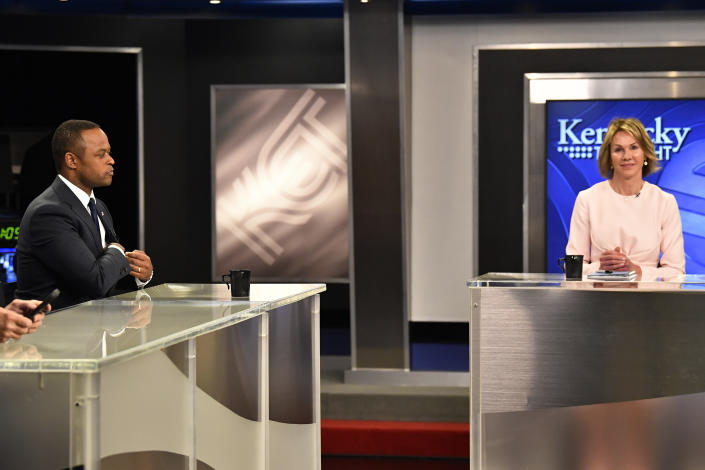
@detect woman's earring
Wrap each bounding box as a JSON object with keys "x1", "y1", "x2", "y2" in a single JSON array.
[{"x1": 644, "y1": 160, "x2": 648, "y2": 166}]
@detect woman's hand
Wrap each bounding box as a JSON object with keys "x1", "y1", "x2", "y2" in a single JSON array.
[{"x1": 599, "y1": 247, "x2": 642, "y2": 276}]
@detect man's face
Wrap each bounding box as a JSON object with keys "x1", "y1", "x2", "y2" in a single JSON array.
[{"x1": 74, "y1": 128, "x2": 114, "y2": 191}]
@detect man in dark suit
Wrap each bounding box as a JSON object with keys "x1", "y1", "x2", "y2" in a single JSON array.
[{"x1": 14, "y1": 119, "x2": 153, "y2": 310}]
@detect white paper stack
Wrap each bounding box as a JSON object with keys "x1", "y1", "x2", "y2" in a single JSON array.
[{"x1": 587, "y1": 270, "x2": 638, "y2": 281}]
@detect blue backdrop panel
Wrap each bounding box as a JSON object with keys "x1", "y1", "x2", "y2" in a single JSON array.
[{"x1": 546, "y1": 100, "x2": 705, "y2": 274}]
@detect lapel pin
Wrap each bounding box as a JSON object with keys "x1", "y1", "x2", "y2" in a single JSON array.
[{"x1": 101, "y1": 212, "x2": 104, "y2": 216}]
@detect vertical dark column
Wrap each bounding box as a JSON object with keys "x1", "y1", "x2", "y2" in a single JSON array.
[{"x1": 345, "y1": 0, "x2": 407, "y2": 369}]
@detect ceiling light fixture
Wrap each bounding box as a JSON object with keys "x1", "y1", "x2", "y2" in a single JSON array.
[{"x1": 209, "y1": 0, "x2": 221, "y2": 4}]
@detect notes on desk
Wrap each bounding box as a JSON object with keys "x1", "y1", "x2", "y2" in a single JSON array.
[{"x1": 587, "y1": 270, "x2": 637, "y2": 281}]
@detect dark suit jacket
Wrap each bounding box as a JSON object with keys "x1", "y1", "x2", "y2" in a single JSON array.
[{"x1": 15, "y1": 176, "x2": 131, "y2": 310}]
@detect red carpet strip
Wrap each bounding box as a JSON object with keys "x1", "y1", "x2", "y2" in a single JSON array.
[{"x1": 321, "y1": 419, "x2": 469, "y2": 458}]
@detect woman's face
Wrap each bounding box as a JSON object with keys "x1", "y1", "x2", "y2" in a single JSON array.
[{"x1": 610, "y1": 130, "x2": 645, "y2": 180}]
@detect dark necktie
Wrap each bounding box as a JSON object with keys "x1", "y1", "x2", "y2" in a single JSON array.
[{"x1": 88, "y1": 198, "x2": 101, "y2": 236}]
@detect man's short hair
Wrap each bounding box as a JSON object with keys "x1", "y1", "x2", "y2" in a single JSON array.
[{"x1": 51, "y1": 119, "x2": 101, "y2": 172}]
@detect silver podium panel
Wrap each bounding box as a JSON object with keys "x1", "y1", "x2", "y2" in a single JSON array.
[
  {"x1": 470, "y1": 274, "x2": 705, "y2": 470},
  {"x1": 0, "y1": 283, "x2": 323, "y2": 470}
]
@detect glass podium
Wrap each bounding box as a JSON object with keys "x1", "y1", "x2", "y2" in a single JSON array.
[
  {"x1": 0, "y1": 283, "x2": 324, "y2": 470},
  {"x1": 469, "y1": 273, "x2": 705, "y2": 470}
]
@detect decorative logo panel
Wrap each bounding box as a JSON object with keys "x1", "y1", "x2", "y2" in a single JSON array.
[{"x1": 213, "y1": 87, "x2": 348, "y2": 279}]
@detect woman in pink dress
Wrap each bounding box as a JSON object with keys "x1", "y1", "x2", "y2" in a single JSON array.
[{"x1": 565, "y1": 117, "x2": 685, "y2": 279}]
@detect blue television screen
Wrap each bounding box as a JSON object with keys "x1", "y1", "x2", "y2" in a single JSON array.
[
  {"x1": 0, "y1": 217, "x2": 19, "y2": 284},
  {"x1": 0, "y1": 249, "x2": 15, "y2": 284},
  {"x1": 546, "y1": 100, "x2": 705, "y2": 274}
]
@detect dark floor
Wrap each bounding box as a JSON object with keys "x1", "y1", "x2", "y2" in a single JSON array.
[
  {"x1": 322, "y1": 456, "x2": 469, "y2": 470},
  {"x1": 321, "y1": 365, "x2": 469, "y2": 423}
]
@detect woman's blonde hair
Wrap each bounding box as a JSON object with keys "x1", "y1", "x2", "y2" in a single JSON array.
[{"x1": 597, "y1": 117, "x2": 660, "y2": 178}]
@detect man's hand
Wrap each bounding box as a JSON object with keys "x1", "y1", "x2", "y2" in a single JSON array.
[
  {"x1": 126, "y1": 249, "x2": 153, "y2": 282},
  {"x1": 6, "y1": 299, "x2": 48, "y2": 328},
  {"x1": 0, "y1": 299, "x2": 47, "y2": 342}
]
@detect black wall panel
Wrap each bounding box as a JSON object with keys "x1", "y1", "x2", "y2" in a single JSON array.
[
  {"x1": 0, "y1": 49, "x2": 138, "y2": 229},
  {"x1": 346, "y1": 0, "x2": 406, "y2": 368},
  {"x1": 478, "y1": 46, "x2": 705, "y2": 275}
]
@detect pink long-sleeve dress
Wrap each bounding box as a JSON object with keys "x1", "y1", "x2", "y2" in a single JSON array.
[{"x1": 565, "y1": 180, "x2": 685, "y2": 278}]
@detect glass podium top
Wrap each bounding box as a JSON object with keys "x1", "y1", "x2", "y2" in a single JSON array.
[
  {"x1": 0, "y1": 283, "x2": 325, "y2": 372},
  {"x1": 469, "y1": 272, "x2": 705, "y2": 290}
]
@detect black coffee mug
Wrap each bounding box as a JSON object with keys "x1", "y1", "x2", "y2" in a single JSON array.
[
  {"x1": 222, "y1": 269, "x2": 251, "y2": 298},
  {"x1": 558, "y1": 255, "x2": 583, "y2": 279}
]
